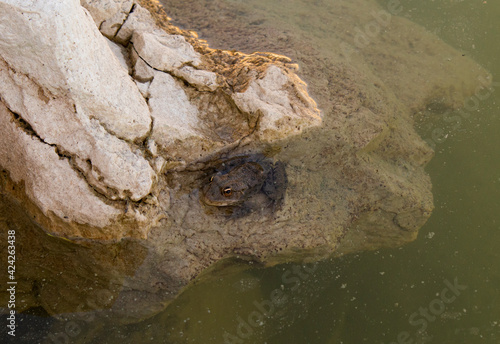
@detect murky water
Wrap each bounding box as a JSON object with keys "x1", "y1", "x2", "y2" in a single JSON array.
[
  {"x1": 2, "y1": 0, "x2": 500, "y2": 343},
  {"x1": 146, "y1": 1, "x2": 500, "y2": 343},
  {"x1": 147, "y1": 1, "x2": 499, "y2": 343}
]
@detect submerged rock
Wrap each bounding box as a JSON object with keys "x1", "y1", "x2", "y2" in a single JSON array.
[{"x1": 0, "y1": 0, "x2": 492, "y2": 324}]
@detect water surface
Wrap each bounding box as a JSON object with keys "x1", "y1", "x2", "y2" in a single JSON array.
[{"x1": 153, "y1": 1, "x2": 500, "y2": 343}]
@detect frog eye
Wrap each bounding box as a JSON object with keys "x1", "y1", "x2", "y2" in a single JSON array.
[{"x1": 222, "y1": 187, "x2": 232, "y2": 197}]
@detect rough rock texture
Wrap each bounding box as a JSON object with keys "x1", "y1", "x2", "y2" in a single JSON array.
[
  {"x1": 0, "y1": 0, "x2": 492, "y2": 326},
  {"x1": 0, "y1": 1, "x2": 151, "y2": 142},
  {"x1": 0, "y1": 102, "x2": 121, "y2": 228},
  {"x1": 0, "y1": 0, "x2": 320, "y2": 238},
  {"x1": 0, "y1": 0, "x2": 157, "y2": 236}
]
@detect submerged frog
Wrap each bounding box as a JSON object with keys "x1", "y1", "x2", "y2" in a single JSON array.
[{"x1": 201, "y1": 155, "x2": 287, "y2": 215}]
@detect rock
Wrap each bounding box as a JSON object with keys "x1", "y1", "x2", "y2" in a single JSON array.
[
  {"x1": 0, "y1": 0, "x2": 322, "y2": 238},
  {"x1": 131, "y1": 30, "x2": 201, "y2": 70},
  {"x1": 114, "y1": 3, "x2": 156, "y2": 44},
  {"x1": 105, "y1": 37, "x2": 131, "y2": 73},
  {"x1": 127, "y1": 14, "x2": 321, "y2": 162},
  {"x1": 130, "y1": 47, "x2": 155, "y2": 81},
  {"x1": 175, "y1": 65, "x2": 219, "y2": 91},
  {"x1": 148, "y1": 71, "x2": 204, "y2": 154},
  {"x1": 0, "y1": 102, "x2": 121, "y2": 228},
  {"x1": 99, "y1": 2, "x2": 134, "y2": 38},
  {"x1": 0, "y1": 58, "x2": 156, "y2": 203},
  {"x1": 0, "y1": 0, "x2": 159, "y2": 238},
  {"x1": 232, "y1": 65, "x2": 322, "y2": 141},
  {"x1": 81, "y1": 0, "x2": 134, "y2": 28},
  {"x1": 135, "y1": 80, "x2": 151, "y2": 97},
  {"x1": 0, "y1": 0, "x2": 151, "y2": 142}
]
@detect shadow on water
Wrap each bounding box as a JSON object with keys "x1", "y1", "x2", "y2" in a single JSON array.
[{"x1": 1, "y1": 307, "x2": 54, "y2": 344}]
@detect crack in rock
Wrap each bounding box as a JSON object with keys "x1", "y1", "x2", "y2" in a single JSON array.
[
  {"x1": 4, "y1": 103, "x2": 130, "y2": 205},
  {"x1": 113, "y1": 3, "x2": 136, "y2": 39}
]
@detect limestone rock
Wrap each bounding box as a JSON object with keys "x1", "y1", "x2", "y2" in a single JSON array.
[
  {"x1": 0, "y1": 58, "x2": 155, "y2": 202},
  {"x1": 114, "y1": 3, "x2": 156, "y2": 44},
  {"x1": 106, "y1": 37, "x2": 131, "y2": 73},
  {"x1": 80, "y1": 0, "x2": 134, "y2": 28},
  {"x1": 175, "y1": 65, "x2": 219, "y2": 91},
  {"x1": 0, "y1": 0, "x2": 151, "y2": 142},
  {"x1": 232, "y1": 65, "x2": 322, "y2": 141},
  {"x1": 124, "y1": 9, "x2": 321, "y2": 163},
  {"x1": 131, "y1": 30, "x2": 201, "y2": 70},
  {"x1": 0, "y1": 0, "x2": 322, "y2": 240},
  {"x1": 148, "y1": 71, "x2": 203, "y2": 154},
  {"x1": 130, "y1": 47, "x2": 155, "y2": 81},
  {"x1": 98, "y1": 1, "x2": 135, "y2": 38},
  {"x1": 0, "y1": 102, "x2": 121, "y2": 228}
]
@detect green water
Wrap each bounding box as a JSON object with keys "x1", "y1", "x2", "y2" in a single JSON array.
[{"x1": 144, "y1": 1, "x2": 500, "y2": 343}]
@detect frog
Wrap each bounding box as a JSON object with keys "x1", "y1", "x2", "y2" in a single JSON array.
[{"x1": 200, "y1": 155, "x2": 287, "y2": 216}]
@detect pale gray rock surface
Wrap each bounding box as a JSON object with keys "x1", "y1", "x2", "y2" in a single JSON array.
[
  {"x1": 81, "y1": 0, "x2": 134, "y2": 28},
  {"x1": 114, "y1": 3, "x2": 156, "y2": 44},
  {"x1": 132, "y1": 30, "x2": 201, "y2": 69},
  {"x1": 233, "y1": 65, "x2": 322, "y2": 141},
  {"x1": 0, "y1": 0, "x2": 151, "y2": 142},
  {"x1": 0, "y1": 102, "x2": 121, "y2": 228},
  {"x1": 148, "y1": 71, "x2": 202, "y2": 151},
  {"x1": 0, "y1": 56, "x2": 155, "y2": 205}
]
